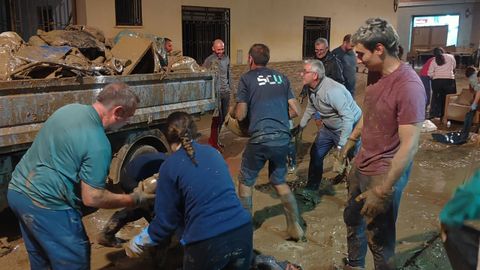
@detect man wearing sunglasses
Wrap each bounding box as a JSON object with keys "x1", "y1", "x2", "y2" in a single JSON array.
[{"x1": 342, "y1": 18, "x2": 426, "y2": 270}]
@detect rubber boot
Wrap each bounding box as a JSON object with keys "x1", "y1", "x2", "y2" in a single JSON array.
[
  {"x1": 239, "y1": 196, "x2": 253, "y2": 216},
  {"x1": 279, "y1": 193, "x2": 304, "y2": 241}
]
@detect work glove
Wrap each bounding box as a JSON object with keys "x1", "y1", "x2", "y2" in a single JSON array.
[
  {"x1": 291, "y1": 125, "x2": 303, "y2": 137},
  {"x1": 124, "y1": 226, "x2": 156, "y2": 258},
  {"x1": 131, "y1": 181, "x2": 156, "y2": 208},
  {"x1": 355, "y1": 186, "x2": 394, "y2": 221},
  {"x1": 471, "y1": 103, "x2": 478, "y2": 111}
]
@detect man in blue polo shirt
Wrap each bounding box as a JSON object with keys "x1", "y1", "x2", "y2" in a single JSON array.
[
  {"x1": 7, "y1": 83, "x2": 153, "y2": 270},
  {"x1": 232, "y1": 43, "x2": 304, "y2": 241}
]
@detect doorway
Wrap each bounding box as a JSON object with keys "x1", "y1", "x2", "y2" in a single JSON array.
[
  {"x1": 303, "y1": 16, "x2": 331, "y2": 59},
  {"x1": 182, "y1": 6, "x2": 230, "y2": 65}
]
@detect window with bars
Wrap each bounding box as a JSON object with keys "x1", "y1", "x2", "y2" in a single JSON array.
[
  {"x1": 303, "y1": 16, "x2": 331, "y2": 59},
  {"x1": 115, "y1": 0, "x2": 142, "y2": 26},
  {"x1": 182, "y1": 6, "x2": 230, "y2": 64}
]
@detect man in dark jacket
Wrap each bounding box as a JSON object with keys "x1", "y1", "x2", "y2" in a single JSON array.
[
  {"x1": 315, "y1": 37, "x2": 345, "y2": 85},
  {"x1": 300, "y1": 37, "x2": 345, "y2": 100}
]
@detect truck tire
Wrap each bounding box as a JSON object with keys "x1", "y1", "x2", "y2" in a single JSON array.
[{"x1": 120, "y1": 144, "x2": 159, "y2": 192}]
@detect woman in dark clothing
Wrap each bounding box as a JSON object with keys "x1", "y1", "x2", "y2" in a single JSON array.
[
  {"x1": 125, "y1": 112, "x2": 252, "y2": 270},
  {"x1": 428, "y1": 47, "x2": 457, "y2": 119}
]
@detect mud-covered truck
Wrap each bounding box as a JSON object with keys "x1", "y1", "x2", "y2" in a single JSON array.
[{"x1": 0, "y1": 71, "x2": 216, "y2": 212}]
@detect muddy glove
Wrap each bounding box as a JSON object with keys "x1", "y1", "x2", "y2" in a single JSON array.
[
  {"x1": 130, "y1": 181, "x2": 156, "y2": 207},
  {"x1": 124, "y1": 226, "x2": 156, "y2": 258},
  {"x1": 355, "y1": 186, "x2": 393, "y2": 221},
  {"x1": 332, "y1": 146, "x2": 346, "y2": 174}
]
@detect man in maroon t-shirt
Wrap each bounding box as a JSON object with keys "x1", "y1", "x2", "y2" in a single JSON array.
[{"x1": 342, "y1": 18, "x2": 426, "y2": 270}]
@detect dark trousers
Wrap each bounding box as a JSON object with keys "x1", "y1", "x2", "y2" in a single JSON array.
[
  {"x1": 430, "y1": 78, "x2": 456, "y2": 118},
  {"x1": 420, "y1": 75, "x2": 431, "y2": 111},
  {"x1": 443, "y1": 224, "x2": 480, "y2": 270},
  {"x1": 306, "y1": 127, "x2": 339, "y2": 189},
  {"x1": 183, "y1": 222, "x2": 253, "y2": 270},
  {"x1": 306, "y1": 126, "x2": 359, "y2": 190},
  {"x1": 8, "y1": 189, "x2": 90, "y2": 270},
  {"x1": 343, "y1": 163, "x2": 412, "y2": 269}
]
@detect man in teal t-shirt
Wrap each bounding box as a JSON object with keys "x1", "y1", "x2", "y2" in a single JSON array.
[{"x1": 7, "y1": 82, "x2": 153, "y2": 270}]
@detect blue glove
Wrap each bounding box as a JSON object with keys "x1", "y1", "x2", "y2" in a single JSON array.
[
  {"x1": 124, "y1": 226, "x2": 156, "y2": 258},
  {"x1": 440, "y1": 170, "x2": 480, "y2": 227},
  {"x1": 313, "y1": 112, "x2": 321, "y2": 120},
  {"x1": 471, "y1": 103, "x2": 478, "y2": 111}
]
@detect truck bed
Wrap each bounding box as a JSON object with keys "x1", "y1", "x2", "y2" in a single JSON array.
[{"x1": 0, "y1": 71, "x2": 216, "y2": 154}]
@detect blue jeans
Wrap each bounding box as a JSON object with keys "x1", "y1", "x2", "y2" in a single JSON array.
[
  {"x1": 306, "y1": 127, "x2": 339, "y2": 189},
  {"x1": 7, "y1": 189, "x2": 90, "y2": 270},
  {"x1": 343, "y1": 163, "x2": 412, "y2": 269},
  {"x1": 238, "y1": 143, "x2": 288, "y2": 186}
]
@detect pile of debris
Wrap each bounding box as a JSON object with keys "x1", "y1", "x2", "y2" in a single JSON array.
[{"x1": 0, "y1": 26, "x2": 204, "y2": 81}]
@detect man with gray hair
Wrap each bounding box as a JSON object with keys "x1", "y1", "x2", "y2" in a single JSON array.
[
  {"x1": 300, "y1": 38, "x2": 346, "y2": 101},
  {"x1": 314, "y1": 37, "x2": 345, "y2": 85},
  {"x1": 342, "y1": 18, "x2": 425, "y2": 269},
  {"x1": 7, "y1": 82, "x2": 154, "y2": 269},
  {"x1": 294, "y1": 59, "x2": 361, "y2": 191}
]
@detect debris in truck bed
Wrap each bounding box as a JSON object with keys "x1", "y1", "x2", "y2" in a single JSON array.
[{"x1": 111, "y1": 36, "x2": 154, "y2": 75}]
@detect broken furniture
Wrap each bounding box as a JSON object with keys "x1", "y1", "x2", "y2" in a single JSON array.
[{"x1": 443, "y1": 88, "x2": 480, "y2": 125}]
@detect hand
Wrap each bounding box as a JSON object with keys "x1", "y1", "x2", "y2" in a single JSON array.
[
  {"x1": 131, "y1": 182, "x2": 156, "y2": 207},
  {"x1": 124, "y1": 227, "x2": 155, "y2": 258},
  {"x1": 332, "y1": 147, "x2": 347, "y2": 174},
  {"x1": 471, "y1": 103, "x2": 478, "y2": 111},
  {"x1": 355, "y1": 186, "x2": 393, "y2": 220},
  {"x1": 125, "y1": 237, "x2": 145, "y2": 258},
  {"x1": 291, "y1": 125, "x2": 303, "y2": 137},
  {"x1": 342, "y1": 138, "x2": 358, "y2": 158}
]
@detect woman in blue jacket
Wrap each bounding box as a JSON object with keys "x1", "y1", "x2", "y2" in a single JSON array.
[{"x1": 125, "y1": 111, "x2": 252, "y2": 270}]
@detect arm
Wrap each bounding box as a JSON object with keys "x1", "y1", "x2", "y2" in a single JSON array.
[
  {"x1": 81, "y1": 181, "x2": 135, "y2": 208},
  {"x1": 473, "y1": 91, "x2": 480, "y2": 107},
  {"x1": 234, "y1": 102, "x2": 248, "y2": 121},
  {"x1": 288, "y1": 98, "x2": 300, "y2": 118},
  {"x1": 378, "y1": 123, "x2": 422, "y2": 194},
  {"x1": 299, "y1": 97, "x2": 316, "y2": 128},
  {"x1": 349, "y1": 115, "x2": 363, "y2": 140},
  {"x1": 328, "y1": 89, "x2": 357, "y2": 147},
  {"x1": 427, "y1": 61, "x2": 435, "y2": 78},
  {"x1": 233, "y1": 76, "x2": 248, "y2": 121},
  {"x1": 148, "y1": 166, "x2": 182, "y2": 243}
]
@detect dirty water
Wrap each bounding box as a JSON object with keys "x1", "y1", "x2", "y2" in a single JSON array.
[{"x1": 0, "y1": 64, "x2": 479, "y2": 269}]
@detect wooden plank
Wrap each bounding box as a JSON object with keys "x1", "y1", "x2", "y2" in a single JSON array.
[{"x1": 111, "y1": 36, "x2": 153, "y2": 75}]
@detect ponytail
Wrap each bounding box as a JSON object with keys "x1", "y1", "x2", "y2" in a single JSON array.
[{"x1": 166, "y1": 112, "x2": 199, "y2": 166}]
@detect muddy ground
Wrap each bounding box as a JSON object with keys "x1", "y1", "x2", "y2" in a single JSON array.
[{"x1": 0, "y1": 62, "x2": 479, "y2": 269}]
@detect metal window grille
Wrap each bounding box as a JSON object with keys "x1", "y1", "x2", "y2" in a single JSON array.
[
  {"x1": 115, "y1": 0, "x2": 142, "y2": 26},
  {"x1": 182, "y1": 6, "x2": 230, "y2": 64},
  {"x1": 303, "y1": 16, "x2": 331, "y2": 59},
  {"x1": 8, "y1": 0, "x2": 75, "y2": 41}
]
